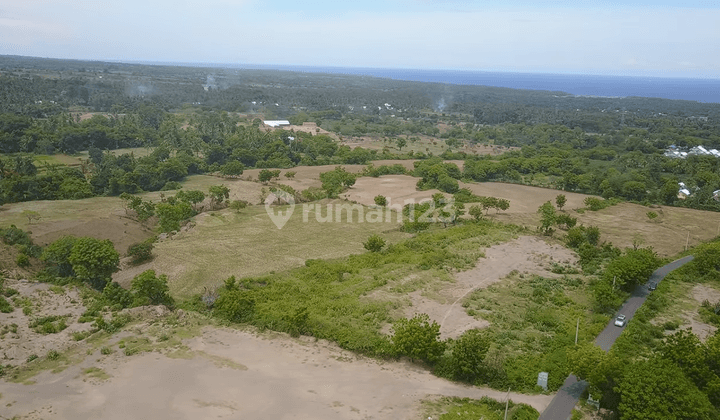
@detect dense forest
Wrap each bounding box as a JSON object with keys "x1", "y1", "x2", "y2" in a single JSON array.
[{"x1": 1, "y1": 54, "x2": 719, "y2": 212}]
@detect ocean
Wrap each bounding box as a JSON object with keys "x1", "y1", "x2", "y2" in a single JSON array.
[{"x1": 254, "y1": 65, "x2": 720, "y2": 104}]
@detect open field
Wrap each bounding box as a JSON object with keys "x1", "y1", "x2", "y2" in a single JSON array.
[
  {"x1": 345, "y1": 174, "x2": 720, "y2": 257},
  {"x1": 0, "y1": 320, "x2": 553, "y2": 420},
  {"x1": 113, "y1": 202, "x2": 412, "y2": 299},
  {"x1": 649, "y1": 279, "x2": 720, "y2": 342},
  {"x1": 342, "y1": 135, "x2": 518, "y2": 157},
  {"x1": 32, "y1": 147, "x2": 155, "y2": 169}
]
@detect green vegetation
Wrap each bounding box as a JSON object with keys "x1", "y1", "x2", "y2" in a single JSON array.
[
  {"x1": 199, "y1": 221, "x2": 521, "y2": 357},
  {"x1": 567, "y1": 242, "x2": 720, "y2": 417},
  {"x1": 127, "y1": 239, "x2": 155, "y2": 264},
  {"x1": 362, "y1": 234, "x2": 385, "y2": 253},
  {"x1": 391, "y1": 314, "x2": 445, "y2": 364},
  {"x1": 422, "y1": 396, "x2": 539, "y2": 420},
  {"x1": 29, "y1": 315, "x2": 69, "y2": 334}
]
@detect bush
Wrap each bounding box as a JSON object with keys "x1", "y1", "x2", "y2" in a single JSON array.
[
  {"x1": 0, "y1": 296, "x2": 13, "y2": 313},
  {"x1": 363, "y1": 234, "x2": 386, "y2": 252},
  {"x1": 103, "y1": 282, "x2": 134, "y2": 308},
  {"x1": 127, "y1": 240, "x2": 154, "y2": 264},
  {"x1": 229, "y1": 200, "x2": 248, "y2": 211},
  {"x1": 130, "y1": 270, "x2": 174, "y2": 307},
  {"x1": 46, "y1": 350, "x2": 60, "y2": 361},
  {"x1": 16, "y1": 253, "x2": 30, "y2": 267},
  {"x1": 449, "y1": 329, "x2": 491, "y2": 383},
  {"x1": 213, "y1": 290, "x2": 255, "y2": 323},
  {"x1": 68, "y1": 237, "x2": 120, "y2": 290},
  {"x1": 29, "y1": 315, "x2": 69, "y2": 334},
  {"x1": 391, "y1": 313, "x2": 445, "y2": 365},
  {"x1": 374, "y1": 195, "x2": 387, "y2": 206}
]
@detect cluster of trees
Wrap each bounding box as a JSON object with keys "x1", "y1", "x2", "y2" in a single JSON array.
[
  {"x1": 570, "y1": 330, "x2": 720, "y2": 419},
  {"x1": 120, "y1": 184, "x2": 230, "y2": 232}
]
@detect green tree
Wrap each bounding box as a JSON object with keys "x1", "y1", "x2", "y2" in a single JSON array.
[
  {"x1": 127, "y1": 240, "x2": 154, "y2": 264},
  {"x1": 102, "y1": 282, "x2": 133, "y2": 308},
  {"x1": 320, "y1": 166, "x2": 356, "y2": 197},
  {"x1": 363, "y1": 234, "x2": 385, "y2": 252},
  {"x1": 537, "y1": 201, "x2": 557, "y2": 235},
  {"x1": 68, "y1": 237, "x2": 120, "y2": 289},
  {"x1": 604, "y1": 247, "x2": 660, "y2": 291},
  {"x1": 450, "y1": 329, "x2": 490, "y2": 382},
  {"x1": 694, "y1": 242, "x2": 720, "y2": 275},
  {"x1": 617, "y1": 358, "x2": 714, "y2": 420},
  {"x1": 208, "y1": 185, "x2": 230, "y2": 209},
  {"x1": 396, "y1": 138, "x2": 407, "y2": 151},
  {"x1": 555, "y1": 194, "x2": 567, "y2": 211},
  {"x1": 391, "y1": 313, "x2": 446, "y2": 364},
  {"x1": 176, "y1": 189, "x2": 205, "y2": 211},
  {"x1": 156, "y1": 200, "x2": 194, "y2": 232},
  {"x1": 22, "y1": 210, "x2": 41, "y2": 224},
  {"x1": 258, "y1": 169, "x2": 274, "y2": 183},
  {"x1": 469, "y1": 205, "x2": 484, "y2": 221},
  {"x1": 130, "y1": 270, "x2": 174, "y2": 307},
  {"x1": 219, "y1": 160, "x2": 245, "y2": 178},
  {"x1": 41, "y1": 236, "x2": 78, "y2": 277}
]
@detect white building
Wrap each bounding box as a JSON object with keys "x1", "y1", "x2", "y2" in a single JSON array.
[{"x1": 263, "y1": 120, "x2": 290, "y2": 128}]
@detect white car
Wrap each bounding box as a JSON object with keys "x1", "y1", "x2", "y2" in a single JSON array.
[{"x1": 614, "y1": 314, "x2": 627, "y2": 327}]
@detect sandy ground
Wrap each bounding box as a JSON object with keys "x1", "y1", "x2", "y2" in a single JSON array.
[
  {"x1": 686, "y1": 284, "x2": 720, "y2": 340},
  {"x1": 384, "y1": 236, "x2": 577, "y2": 339},
  {"x1": 0, "y1": 326, "x2": 553, "y2": 420},
  {"x1": 0, "y1": 279, "x2": 92, "y2": 367}
]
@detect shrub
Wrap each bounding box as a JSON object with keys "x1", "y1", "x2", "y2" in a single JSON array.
[
  {"x1": 229, "y1": 200, "x2": 248, "y2": 211},
  {"x1": 29, "y1": 315, "x2": 69, "y2": 334},
  {"x1": 46, "y1": 350, "x2": 60, "y2": 361},
  {"x1": 100, "y1": 346, "x2": 113, "y2": 355},
  {"x1": 391, "y1": 313, "x2": 445, "y2": 365},
  {"x1": 0, "y1": 296, "x2": 13, "y2": 313},
  {"x1": 374, "y1": 195, "x2": 387, "y2": 206},
  {"x1": 284, "y1": 171, "x2": 296, "y2": 178},
  {"x1": 363, "y1": 234, "x2": 386, "y2": 253},
  {"x1": 130, "y1": 270, "x2": 174, "y2": 307},
  {"x1": 449, "y1": 329, "x2": 491, "y2": 383},
  {"x1": 16, "y1": 253, "x2": 30, "y2": 267},
  {"x1": 103, "y1": 281, "x2": 134, "y2": 308},
  {"x1": 213, "y1": 290, "x2": 255, "y2": 323},
  {"x1": 127, "y1": 240, "x2": 154, "y2": 264}
]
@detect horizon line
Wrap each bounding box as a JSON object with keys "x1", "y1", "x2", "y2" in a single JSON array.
[{"x1": 2, "y1": 53, "x2": 720, "y2": 81}]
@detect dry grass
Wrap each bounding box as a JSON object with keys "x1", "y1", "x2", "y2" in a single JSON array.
[{"x1": 113, "y1": 201, "x2": 411, "y2": 299}]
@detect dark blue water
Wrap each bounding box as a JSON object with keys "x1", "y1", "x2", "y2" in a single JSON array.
[{"x1": 248, "y1": 64, "x2": 720, "y2": 104}]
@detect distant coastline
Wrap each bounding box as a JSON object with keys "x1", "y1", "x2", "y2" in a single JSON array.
[{"x1": 253, "y1": 65, "x2": 720, "y2": 104}]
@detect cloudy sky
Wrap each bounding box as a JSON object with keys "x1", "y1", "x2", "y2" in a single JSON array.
[{"x1": 1, "y1": 0, "x2": 719, "y2": 77}]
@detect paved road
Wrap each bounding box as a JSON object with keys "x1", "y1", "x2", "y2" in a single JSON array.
[{"x1": 538, "y1": 255, "x2": 694, "y2": 420}]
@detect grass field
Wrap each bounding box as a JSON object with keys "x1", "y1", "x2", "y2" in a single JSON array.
[{"x1": 113, "y1": 201, "x2": 412, "y2": 299}]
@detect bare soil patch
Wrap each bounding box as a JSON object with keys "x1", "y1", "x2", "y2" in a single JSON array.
[
  {"x1": 0, "y1": 325, "x2": 553, "y2": 419},
  {"x1": 0, "y1": 279, "x2": 91, "y2": 367},
  {"x1": 380, "y1": 236, "x2": 577, "y2": 339}
]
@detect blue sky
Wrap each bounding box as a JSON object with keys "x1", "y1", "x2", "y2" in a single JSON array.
[{"x1": 1, "y1": 0, "x2": 719, "y2": 77}]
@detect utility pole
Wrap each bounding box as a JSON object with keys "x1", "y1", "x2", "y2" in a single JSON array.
[
  {"x1": 612, "y1": 276, "x2": 616, "y2": 289},
  {"x1": 686, "y1": 231, "x2": 690, "y2": 251}
]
